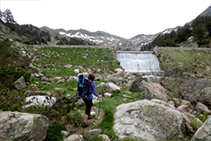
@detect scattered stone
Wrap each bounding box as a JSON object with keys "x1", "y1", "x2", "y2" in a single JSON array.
[
  {"x1": 104, "y1": 93, "x2": 112, "y2": 97},
  {"x1": 63, "y1": 64, "x2": 72, "y2": 68},
  {"x1": 84, "y1": 129, "x2": 102, "y2": 137},
  {"x1": 57, "y1": 79, "x2": 65, "y2": 84},
  {"x1": 64, "y1": 134, "x2": 83, "y2": 141},
  {"x1": 14, "y1": 76, "x2": 26, "y2": 90},
  {"x1": 195, "y1": 102, "x2": 211, "y2": 114},
  {"x1": 22, "y1": 95, "x2": 56, "y2": 108},
  {"x1": 61, "y1": 130, "x2": 69, "y2": 137},
  {"x1": 66, "y1": 124, "x2": 75, "y2": 132},
  {"x1": 41, "y1": 81, "x2": 51, "y2": 85},
  {"x1": 126, "y1": 91, "x2": 132, "y2": 95},
  {"x1": 41, "y1": 76, "x2": 50, "y2": 82},
  {"x1": 54, "y1": 88, "x2": 64, "y2": 91},
  {"x1": 52, "y1": 77, "x2": 63, "y2": 81},
  {"x1": 123, "y1": 95, "x2": 132, "y2": 99},
  {"x1": 99, "y1": 134, "x2": 110, "y2": 141},
  {"x1": 90, "y1": 111, "x2": 96, "y2": 117},
  {"x1": 75, "y1": 99, "x2": 85, "y2": 107},
  {"x1": 74, "y1": 69, "x2": 80, "y2": 73}
]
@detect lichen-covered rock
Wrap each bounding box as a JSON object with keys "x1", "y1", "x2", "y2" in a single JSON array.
[
  {"x1": 191, "y1": 117, "x2": 211, "y2": 141},
  {"x1": 113, "y1": 99, "x2": 185, "y2": 141},
  {"x1": 0, "y1": 111, "x2": 48, "y2": 141}
]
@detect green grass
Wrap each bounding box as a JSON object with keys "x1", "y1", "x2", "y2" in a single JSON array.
[
  {"x1": 158, "y1": 49, "x2": 211, "y2": 78},
  {"x1": 1, "y1": 43, "x2": 143, "y2": 141}
]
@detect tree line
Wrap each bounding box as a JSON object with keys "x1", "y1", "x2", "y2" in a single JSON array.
[
  {"x1": 142, "y1": 15, "x2": 211, "y2": 50},
  {"x1": 0, "y1": 9, "x2": 96, "y2": 46}
]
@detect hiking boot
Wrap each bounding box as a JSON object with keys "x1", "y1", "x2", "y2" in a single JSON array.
[{"x1": 83, "y1": 122, "x2": 89, "y2": 128}]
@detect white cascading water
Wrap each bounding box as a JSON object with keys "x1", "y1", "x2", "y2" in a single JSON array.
[{"x1": 116, "y1": 52, "x2": 161, "y2": 73}]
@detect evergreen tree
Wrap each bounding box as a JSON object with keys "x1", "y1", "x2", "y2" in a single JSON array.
[
  {"x1": 3, "y1": 9, "x2": 16, "y2": 24},
  {"x1": 192, "y1": 23, "x2": 207, "y2": 46}
]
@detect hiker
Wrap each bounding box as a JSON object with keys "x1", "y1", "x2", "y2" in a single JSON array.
[{"x1": 83, "y1": 73, "x2": 102, "y2": 128}]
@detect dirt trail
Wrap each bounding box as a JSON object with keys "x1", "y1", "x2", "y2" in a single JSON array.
[{"x1": 76, "y1": 107, "x2": 104, "y2": 133}]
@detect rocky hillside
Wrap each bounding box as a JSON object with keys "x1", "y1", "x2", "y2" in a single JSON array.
[{"x1": 1, "y1": 37, "x2": 211, "y2": 140}]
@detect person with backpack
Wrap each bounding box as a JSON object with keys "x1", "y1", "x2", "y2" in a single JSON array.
[{"x1": 83, "y1": 73, "x2": 102, "y2": 128}]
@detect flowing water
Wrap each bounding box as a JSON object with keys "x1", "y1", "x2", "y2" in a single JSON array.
[{"x1": 116, "y1": 51, "x2": 162, "y2": 75}]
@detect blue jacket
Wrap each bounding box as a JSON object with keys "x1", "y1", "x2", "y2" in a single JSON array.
[{"x1": 88, "y1": 81, "x2": 98, "y2": 100}]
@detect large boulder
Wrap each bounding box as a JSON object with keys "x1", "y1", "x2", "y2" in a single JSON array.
[
  {"x1": 131, "y1": 76, "x2": 170, "y2": 101},
  {"x1": 191, "y1": 117, "x2": 211, "y2": 141},
  {"x1": 103, "y1": 82, "x2": 121, "y2": 93},
  {"x1": 113, "y1": 99, "x2": 185, "y2": 141},
  {"x1": 199, "y1": 87, "x2": 211, "y2": 106},
  {"x1": 140, "y1": 80, "x2": 170, "y2": 102},
  {"x1": 0, "y1": 111, "x2": 48, "y2": 141}
]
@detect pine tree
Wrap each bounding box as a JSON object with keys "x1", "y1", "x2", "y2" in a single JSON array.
[{"x1": 3, "y1": 9, "x2": 16, "y2": 24}]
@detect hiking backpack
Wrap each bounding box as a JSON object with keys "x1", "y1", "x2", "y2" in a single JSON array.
[{"x1": 77, "y1": 75, "x2": 91, "y2": 98}]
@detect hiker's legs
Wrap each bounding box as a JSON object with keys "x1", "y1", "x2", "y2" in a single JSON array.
[{"x1": 83, "y1": 99, "x2": 93, "y2": 123}]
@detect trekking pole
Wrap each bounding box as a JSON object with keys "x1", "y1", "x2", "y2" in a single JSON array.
[{"x1": 98, "y1": 97, "x2": 101, "y2": 120}]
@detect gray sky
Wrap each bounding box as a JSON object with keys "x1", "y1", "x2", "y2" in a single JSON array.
[{"x1": 0, "y1": 0, "x2": 210, "y2": 39}]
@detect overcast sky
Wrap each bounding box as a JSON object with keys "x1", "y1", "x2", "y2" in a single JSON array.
[{"x1": 0, "y1": 0, "x2": 210, "y2": 39}]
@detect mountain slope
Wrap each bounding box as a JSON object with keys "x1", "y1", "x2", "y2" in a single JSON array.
[
  {"x1": 198, "y1": 6, "x2": 211, "y2": 17},
  {"x1": 41, "y1": 27, "x2": 138, "y2": 50}
]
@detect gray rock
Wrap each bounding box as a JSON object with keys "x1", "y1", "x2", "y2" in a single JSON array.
[
  {"x1": 113, "y1": 99, "x2": 185, "y2": 140},
  {"x1": 57, "y1": 79, "x2": 65, "y2": 84},
  {"x1": 66, "y1": 124, "x2": 75, "y2": 132},
  {"x1": 52, "y1": 77, "x2": 62, "y2": 81},
  {"x1": 131, "y1": 76, "x2": 143, "y2": 92},
  {"x1": 41, "y1": 81, "x2": 51, "y2": 85},
  {"x1": 75, "y1": 99, "x2": 85, "y2": 107},
  {"x1": 84, "y1": 129, "x2": 102, "y2": 137},
  {"x1": 99, "y1": 134, "x2": 110, "y2": 141},
  {"x1": 195, "y1": 102, "x2": 211, "y2": 114},
  {"x1": 61, "y1": 130, "x2": 69, "y2": 137},
  {"x1": 95, "y1": 74, "x2": 103, "y2": 81},
  {"x1": 0, "y1": 111, "x2": 48, "y2": 141},
  {"x1": 191, "y1": 117, "x2": 211, "y2": 141},
  {"x1": 105, "y1": 77, "x2": 119, "y2": 85},
  {"x1": 64, "y1": 134, "x2": 83, "y2": 141},
  {"x1": 103, "y1": 82, "x2": 121, "y2": 93},
  {"x1": 74, "y1": 69, "x2": 80, "y2": 73},
  {"x1": 14, "y1": 76, "x2": 26, "y2": 90},
  {"x1": 22, "y1": 95, "x2": 56, "y2": 108},
  {"x1": 123, "y1": 95, "x2": 132, "y2": 99},
  {"x1": 104, "y1": 93, "x2": 112, "y2": 97},
  {"x1": 41, "y1": 76, "x2": 50, "y2": 82},
  {"x1": 140, "y1": 80, "x2": 170, "y2": 102},
  {"x1": 63, "y1": 64, "x2": 72, "y2": 68},
  {"x1": 67, "y1": 76, "x2": 78, "y2": 82}
]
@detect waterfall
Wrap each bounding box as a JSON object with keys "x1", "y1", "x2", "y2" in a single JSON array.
[{"x1": 116, "y1": 51, "x2": 162, "y2": 74}]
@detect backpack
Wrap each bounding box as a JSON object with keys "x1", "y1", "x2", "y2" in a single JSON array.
[{"x1": 76, "y1": 75, "x2": 91, "y2": 98}]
